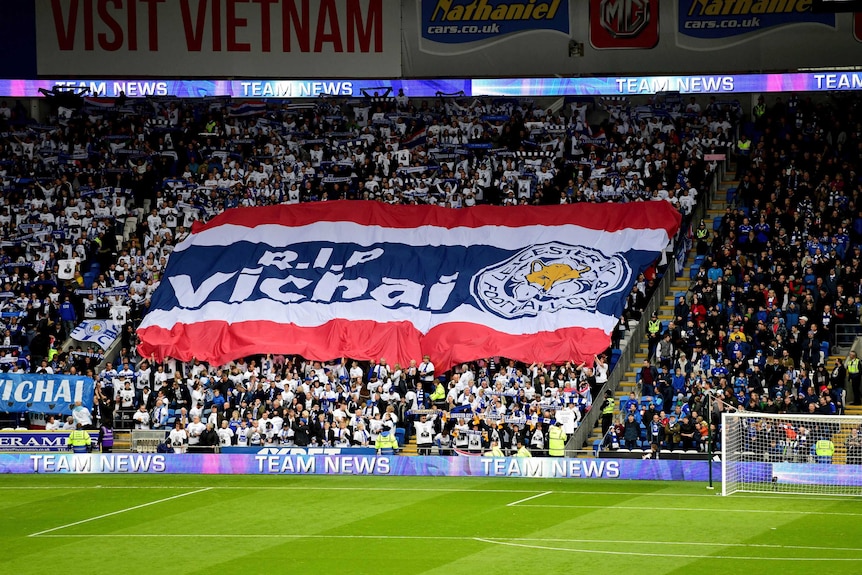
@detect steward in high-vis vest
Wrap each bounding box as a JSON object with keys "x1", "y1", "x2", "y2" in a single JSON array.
[
  {"x1": 847, "y1": 351, "x2": 861, "y2": 406},
  {"x1": 68, "y1": 426, "x2": 91, "y2": 453},
  {"x1": 695, "y1": 220, "x2": 709, "y2": 255},
  {"x1": 548, "y1": 423, "x2": 566, "y2": 457},
  {"x1": 736, "y1": 133, "x2": 751, "y2": 176},
  {"x1": 374, "y1": 428, "x2": 399, "y2": 455},
  {"x1": 647, "y1": 312, "x2": 662, "y2": 360},
  {"x1": 601, "y1": 392, "x2": 615, "y2": 436},
  {"x1": 484, "y1": 440, "x2": 505, "y2": 457},
  {"x1": 815, "y1": 439, "x2": 835, "y2": 461}
]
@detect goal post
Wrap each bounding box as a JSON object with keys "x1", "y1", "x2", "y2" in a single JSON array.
[{"x1": 721, "y1": 411, "x2": 862, "y2": 497}]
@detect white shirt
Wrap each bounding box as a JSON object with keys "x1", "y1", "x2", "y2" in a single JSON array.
[
  {"x1": 186, "y1": 421, "x2": 206, "y2": 445},
  {"x1": 217, "y1": 427, "x2": 234, "y2": 446},
  {"x1": 168, "y1": 428, "x2": 188, "y2": 453},
  {"x1": 419, "y1": 361, "x2": 435, "y2": 382},
  {"x1": 132, "y1": 409, "x2": 151, "y2": 430}
]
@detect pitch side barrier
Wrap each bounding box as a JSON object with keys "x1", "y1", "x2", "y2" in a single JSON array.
[
  {"x1": 2, "y1": 453, "x2": 720, "y2": 480},
  {"x1": 5, "y1": 72, "x2": 862, "y2": 99}
]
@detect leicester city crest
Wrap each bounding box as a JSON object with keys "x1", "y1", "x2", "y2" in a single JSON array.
[{"x1": 471, "y1": 242, "x2": 631, "y2": 319}]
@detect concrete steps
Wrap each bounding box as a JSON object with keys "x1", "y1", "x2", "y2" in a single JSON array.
[
  {"x1": 400, "y1": 435, "x2": 418, "y2": 455},
  {"x1": 584, "y1": 174, "x2": 738, "y2": 453}
]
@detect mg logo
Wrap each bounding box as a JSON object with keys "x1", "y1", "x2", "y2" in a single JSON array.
[
  {"x1": 590, "y1": 0, "x2": 658, "y2": 49},
  {"x1": 600, "y1": 0, "x2": 650, "y2": 38}
]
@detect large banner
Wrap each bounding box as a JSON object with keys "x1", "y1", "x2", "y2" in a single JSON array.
[
  {"x1": 1, "y1": 453, "x2": 722, "y2": 480},
  {"x1": 34, "y1": 0, "x2": 401, "y2": 77},
  {"x1": 0, "y1": 374, "x2": 95, "y2": 415},
  {"x1": 137, "y1": 202, "x2": 679, "y2": 368}
]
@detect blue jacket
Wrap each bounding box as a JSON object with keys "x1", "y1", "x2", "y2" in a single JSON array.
[{"x1": 59, "y1": 302, "x2": 76, "y2": 322}]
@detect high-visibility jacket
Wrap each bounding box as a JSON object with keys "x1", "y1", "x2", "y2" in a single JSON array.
[
  {"x1": 737, "y1": 139, "x2": 751, "y2": 155},
  {"x1": 375, "y1": 432, "x2": 399, "y2": 454},
  {"x1": 815, "y1": 440, "x2": 834, "y2": 457},
  {"x1": 68, "y1": 429, "x2": 91, "y2": 453},
  {"x1": 485, "y1": 445, "x2": 505, "y2": 457},
  {"x1": 430, "y1": 383, "x2": 446, "y2": 401},
  {"x1": 602, "y1": 398, "x2": 615, "y2": 416},
  {"x1": 516, "y1": 445, "x2": 533, "y2": 458},
  {"x1": 847, "y1": 358, "x2": 860, "y2": 375},
  {"x1": 548, "y1": 425, "x2": 566, "y2": 457},
  {"x1": 648, "y1": 320, "x2": 661, "y2": 335}
]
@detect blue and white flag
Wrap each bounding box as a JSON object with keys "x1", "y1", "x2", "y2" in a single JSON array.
[
  {"x1": 70, "y1": 320, "x2": 120, "y2": 351},
  {"x1": 0, "y1": 374, "x2": 95, "y2": 415}
]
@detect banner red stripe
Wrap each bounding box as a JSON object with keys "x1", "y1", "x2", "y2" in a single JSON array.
[
  {"x1": 192, "y1": 200, "x2": 681, "y2": 237},
  {"x1": 137, "y1": 320, "x2": 610, "y2": 370}
]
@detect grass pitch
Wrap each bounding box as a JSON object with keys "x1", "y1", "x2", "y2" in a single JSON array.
[{"x1": 1, "y1": 474, "x2": 860, "y2": 574}]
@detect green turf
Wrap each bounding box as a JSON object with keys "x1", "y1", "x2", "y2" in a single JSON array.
[{"x1": 1, "y1": 475, "x2": 860, "y2": 574}]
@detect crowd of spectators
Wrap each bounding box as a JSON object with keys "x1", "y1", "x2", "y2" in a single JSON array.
[
  {"x1": 0, "y1": 87, "x2": 742, "y2": 453},
  {"x1": 612, "y1": 93, "x2": 862, "y2": 459}
]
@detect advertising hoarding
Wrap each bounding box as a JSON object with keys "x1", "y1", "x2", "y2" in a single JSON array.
[
  {"x1": 2, "y1": 72, "x2": 862, "y2": 99},
  {"x1": 403, "y1": 0, "x2": 862, "y2": 77},
  {"x1": 34, "y1": 0, "x2": 401, "y2": 78}
]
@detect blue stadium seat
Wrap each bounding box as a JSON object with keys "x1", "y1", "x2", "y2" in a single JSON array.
[
  {"x1": 689, "y1": 265, "x2": 701, "y2": 280},
  {"x1": 725, "y1": 187, "x2": 736, "y2": 204},
  {"x1": 394, "y1": 428, "x2": 405, "y2": 447}
]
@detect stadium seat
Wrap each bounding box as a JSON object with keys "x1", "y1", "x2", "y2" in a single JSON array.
[
  {"x1": 689, "y1": 265, "x2": 701, "y2": 280},
  {"x1": 725, "y1": 187, "x2": 736, "y2": 205},
  {"x1": 394, "y1": 428, "x2": 405, "y2": 446}
]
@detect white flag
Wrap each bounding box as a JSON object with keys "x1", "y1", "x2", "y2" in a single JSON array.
[{"x1": 70, "y1": 320, "x2": 120, "y2": 350}]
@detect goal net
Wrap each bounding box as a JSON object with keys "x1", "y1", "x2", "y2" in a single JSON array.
[{"x1": 721, "y1": 411, "x2": 862, "y2": 497}]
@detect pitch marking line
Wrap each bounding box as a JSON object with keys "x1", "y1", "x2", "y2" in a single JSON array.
[
  {"x1": 0, "y1": 486, "x2": 855, "y2": 502},
  {"x1": 516, "y1": 504, "x2": 862, "y2": 516},
  {"x1": 473, "y1": 538, "x2": 862, "y2": 561},
  {"x1": 28, "y1": 487, "x2": 212, "y2": 537},
  {"x1": 27, "y1": 534, "x2": 862, "y2": 559},
  {"x1": 507, "y1": 491, "x2": 552, "y2": 507}
]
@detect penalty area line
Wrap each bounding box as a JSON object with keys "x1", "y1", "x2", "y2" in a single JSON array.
[{"x1": 28, "y1": 487, "x2": 212, "y2": 537}]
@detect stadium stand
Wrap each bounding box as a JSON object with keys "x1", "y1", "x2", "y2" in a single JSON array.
[
  {"x1": 1, "y1": 89, "x2": 857, "y2": 457},
  {"x1": 591, "y1": 93, "x2": 862, "y2": 459}
]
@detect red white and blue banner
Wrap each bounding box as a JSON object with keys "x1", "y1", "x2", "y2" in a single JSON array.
[{"x1": 137, "y1": 201, "x2": 680, "y2": 368}]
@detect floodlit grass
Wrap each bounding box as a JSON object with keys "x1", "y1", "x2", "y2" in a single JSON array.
[{"x1": 1, "y1": 474, "x2": 861, "y2": 574}]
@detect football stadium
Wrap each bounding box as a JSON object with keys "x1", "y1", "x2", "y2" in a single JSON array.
[{"x1": 1, "y1": 0, "x2": 862, "y2": 572}]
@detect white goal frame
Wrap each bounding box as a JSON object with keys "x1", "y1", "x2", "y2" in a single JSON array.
[{"x1": 721, "y1": 411, "x2": 862, "y2": 497}]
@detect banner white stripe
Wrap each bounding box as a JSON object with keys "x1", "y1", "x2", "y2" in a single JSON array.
[
  {"x1": 138, "y1": 301, "x2": 618, "y2": 335},
  {"x1": 175, "y1": 223, "x2": 672, "y2": 254}
]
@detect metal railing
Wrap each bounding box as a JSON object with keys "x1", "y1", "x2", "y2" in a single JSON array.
[
  {"x1": 566, "y1": 160, "x2": 726, "y2": 456},
  {"x1": 130, "y1": 430, "x2": 168, "y2": 453},
  {"x1": 833, "y1": 323, "x2": 861, "y2": 355}
]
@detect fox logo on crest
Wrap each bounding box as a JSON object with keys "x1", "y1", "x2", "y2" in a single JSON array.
[
  {"x1": 472, "y1": 242, "x2": 631, "y2": 319},
  {"x1": 525, "y1": 261, "x2": 591, "y2": 292}
]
